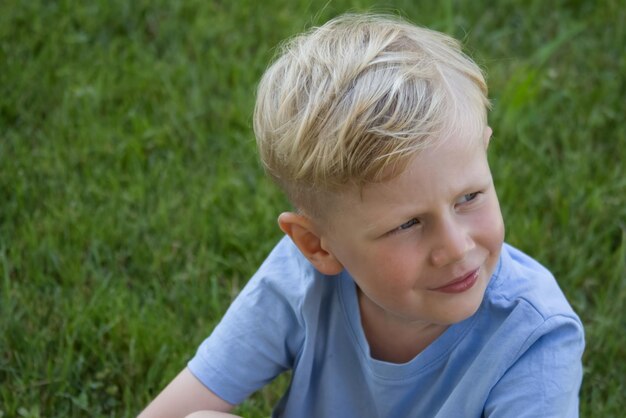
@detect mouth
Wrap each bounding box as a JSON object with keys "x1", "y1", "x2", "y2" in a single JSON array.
[{"x1": 431, "y1": 268, "x2": 480, "y2": 294}]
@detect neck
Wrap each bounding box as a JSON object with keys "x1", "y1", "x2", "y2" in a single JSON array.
[{"x1": 358, "y1": 289, "x2": 448, "y2": 364}]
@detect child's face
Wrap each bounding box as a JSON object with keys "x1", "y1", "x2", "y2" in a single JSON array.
[{"x1": 321, "y1": 127, "x2": 505, "y2": 328}]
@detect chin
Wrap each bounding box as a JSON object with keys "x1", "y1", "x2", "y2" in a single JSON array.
[{"x1": 443, "y1": 297, "x2": 483, "y2": 325}]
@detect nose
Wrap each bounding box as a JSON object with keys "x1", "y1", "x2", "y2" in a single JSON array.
[{"x1": 429, "y1": 216, "x2": 474, "y2": 267}]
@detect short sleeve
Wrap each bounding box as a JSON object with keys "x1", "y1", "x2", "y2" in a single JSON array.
[
  {"x1": 484, "y1": 314, "x2": 585, "y2": 417},
  {"x1": 187, "y1": 260, "x2": 307, "y2": 405}
]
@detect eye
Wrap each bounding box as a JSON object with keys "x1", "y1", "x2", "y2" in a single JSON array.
[
  {"x1": 456, "y1": 192, "x2": 481, "y2": 206},
  {"x1": 385, "y1": 217, "x2": 421, "y2": 237},
  {"x1": 398, "y1": 218, "x2": 419, "y2": 230}
]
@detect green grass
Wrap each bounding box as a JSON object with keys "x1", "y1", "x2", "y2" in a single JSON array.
[{"x1": 1, "y1": 0, "x2": 624, "y2": 416}]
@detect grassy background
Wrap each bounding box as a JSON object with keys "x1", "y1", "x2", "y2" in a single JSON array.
[{"x1": 1, "y1": 0, "x2": 624, "y2": 416}]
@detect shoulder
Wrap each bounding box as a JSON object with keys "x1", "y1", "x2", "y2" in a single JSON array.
[
  {"x1": 234, "y1": 236, "x2": 337, "y2": 325},
  {"x1": 477, "y1": 244, "x2": 584, "y2": 415},
  {"x1": 249, "y1": 235, "x2": 333, "y2": 293},
  {"x1": 480, "y1": 243, "x2": 584, "y2": 362},
  {"x1": 487, "y1": 243, "x2": 580, "y2": 323},
  {"x1": 254, "y1": 235, "x2": 317, "y2": 285},
  {"x1": 187, "y1": 236, "x2": 339, "y2": 405}
]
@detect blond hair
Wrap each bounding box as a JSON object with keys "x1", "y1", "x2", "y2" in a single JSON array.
[{"x1": 254, "y1": 13, "x2": 490, "y2": 217}]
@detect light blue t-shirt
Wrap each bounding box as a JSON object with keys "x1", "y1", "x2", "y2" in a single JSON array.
[{"x1": 189, "y1": 237, "x2": 584, "y2": 417}]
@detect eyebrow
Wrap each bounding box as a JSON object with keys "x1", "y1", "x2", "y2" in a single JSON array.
[{"x1": 364, "y1": 176, "x2": 494, "y2": 232}]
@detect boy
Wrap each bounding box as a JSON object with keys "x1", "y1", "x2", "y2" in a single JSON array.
[{"x1": 139, "y1": 13, "x2": 584, "y2": 418}]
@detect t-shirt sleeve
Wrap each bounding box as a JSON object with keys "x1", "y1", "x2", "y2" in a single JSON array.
[
  {"x1": 187, "y1": 254, "x2": 306, "y2": 406},
  {"x1": 483, "y1": 313, "x2": 585, "y2": 417}
]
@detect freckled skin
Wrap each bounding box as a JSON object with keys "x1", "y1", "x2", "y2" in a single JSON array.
[{"x1": 320, "y1": 128, "x2": 505, "y2": 358}]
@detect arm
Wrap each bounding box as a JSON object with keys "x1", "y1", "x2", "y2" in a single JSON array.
[
  {"x1": 139, "y1": 240, "x2": 305, "y2": 417},
  {"x1": 138, "y1": 367, "x2": 240, "y2": 418}
]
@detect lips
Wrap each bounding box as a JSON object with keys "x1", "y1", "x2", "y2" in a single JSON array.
[{"x1": 432, "y1": 268, "x2": 480, "y2": 293}]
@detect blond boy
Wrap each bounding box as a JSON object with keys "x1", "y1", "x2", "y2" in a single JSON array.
[{"x1": 140, "y1": 13, "x2": 584, "y2": 418}]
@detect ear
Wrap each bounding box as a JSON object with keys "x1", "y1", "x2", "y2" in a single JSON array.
[{"x1": 277, "y1": 212, "x2": 344, "y2": 275}]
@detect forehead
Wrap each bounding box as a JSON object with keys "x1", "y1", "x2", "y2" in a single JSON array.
[
  {"x1": 373, "y1": 112, "x2": 488, "y2": 183},
  {"x1": 329, "y1": 126, "x2": 490, "y2": 220}
]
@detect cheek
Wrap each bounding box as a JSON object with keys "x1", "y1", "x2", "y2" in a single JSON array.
[
  {"x1": 364, "y1": 242, "x2": 426, "y2": 288},
  {"x1": 475, "y1": 198, "x2": 505, "y2": 249}
]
